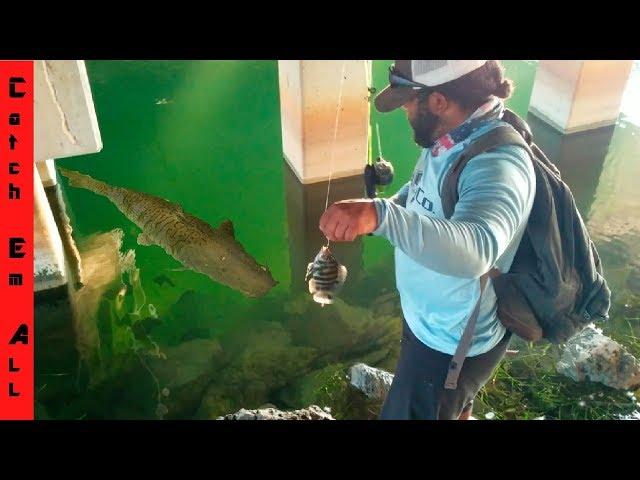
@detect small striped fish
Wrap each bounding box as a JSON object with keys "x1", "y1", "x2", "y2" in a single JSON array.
[{"x1": 305, "y1": 246, "x2": 347, "y2": 306}]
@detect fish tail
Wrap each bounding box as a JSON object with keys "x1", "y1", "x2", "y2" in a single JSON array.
[
  {"x1": 58, "y1": 168, "x2": 113, "y2": 197},
  {"x1": 313, "y1": 291, "x2": 334, "y2": 305}
]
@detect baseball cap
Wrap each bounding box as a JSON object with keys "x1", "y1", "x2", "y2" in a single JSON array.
[{"x1": 374, "y1": 60, "x2": 488, "y2": 113}]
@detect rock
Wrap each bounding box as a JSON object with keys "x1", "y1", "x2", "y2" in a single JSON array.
[
  {"x1": 349, "y1": 363, "x2": 394, "y2": 401},
  {"x1": 283, "y1": 294, "x2": 401, "y2": 369},
  {"x1": 370, "y1": 292, "x2": 402, "y2": 318},
  {"x1": 217, "y1": 405, "x2": 334, "y2": 420},
  {"x1": 556, "y1": 325, "x2": 640, "y2": 390},
  {"x1": 277, "y1": 362, "x2": 391, "y2": 420},
  {"x1": 196, "y1": 322, "x2": 317, "y2": 419},
  {"x1": 277, "y1": 364, "x2": 348, "y2": 409},
  {"x1": 148, "y1": 338, "x2": 223, "y2": 389},
  {"x1": 617, "y1": 410, "x2": 640, "y2": 420}
]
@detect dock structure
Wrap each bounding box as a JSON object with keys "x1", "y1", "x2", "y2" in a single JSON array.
[{"x1": 34, "y1": 60, "x2": 102, "y2": 293}]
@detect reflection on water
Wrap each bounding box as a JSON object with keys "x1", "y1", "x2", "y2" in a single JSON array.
[
  {"x1": 283, "y1": 162, "x2": 365, "y2": 299},
  {"x1": 35, "y1": 61, "x2": 640, "y2": 420}
]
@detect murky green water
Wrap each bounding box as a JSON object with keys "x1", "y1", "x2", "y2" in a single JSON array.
[{"x1": 35, "y1": 60, "x2": 640, "y2": 420}]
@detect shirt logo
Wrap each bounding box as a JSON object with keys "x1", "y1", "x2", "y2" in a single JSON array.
[{"x1": 409, "y1": 170, "x2": 433, "y2": 213}]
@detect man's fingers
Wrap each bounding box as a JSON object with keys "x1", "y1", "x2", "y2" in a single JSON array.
[
  {"x1": 319, "y1": 209, "x2": 333, "y2": 237},
  {"x1": 344, "y1": 225, "x2": 357, "y2": 242},
  {"x1": 319, "y1": 202, "x2": 369, "y2": 242},
  {"x1": 321, "y1": 209, "x2": 341, "y2": 240},
  {"x1": 319, "y1": 209, "x2": 331, "y2": 233},
  {"x1": 334, "y1": 219, "x2": 349, "y2": 242}
]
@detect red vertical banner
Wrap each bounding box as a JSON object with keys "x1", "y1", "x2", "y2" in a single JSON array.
[{"x1": 0, "y1": 61, "x2": 34, "y2": 420}]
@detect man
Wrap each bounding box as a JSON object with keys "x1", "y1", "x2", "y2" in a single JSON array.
[{"x1": 319, "y1": 60, "x2": 536, "y2": 420}]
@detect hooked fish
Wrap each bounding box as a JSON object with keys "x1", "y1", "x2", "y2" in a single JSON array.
[
  {"x1": 305, "y1": 245, "x2": 347, "y2": 306},
  {"x1": 59, "y1": 168, "x2": 278, "y2": 298}
]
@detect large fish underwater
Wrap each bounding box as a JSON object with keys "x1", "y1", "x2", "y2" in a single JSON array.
[{"x1": 59, "y1": 168, "x2": 278, "y2": 298}]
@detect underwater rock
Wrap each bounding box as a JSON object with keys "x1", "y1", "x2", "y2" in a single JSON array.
[
  {"x1": 349, "y1": 363, "x2": 394, "y2": 401},
  {"x1": 283, "y1": 294, "x2": 401, "y2": 368},
  {"x1": 556, "y1": 325, "x2": 640, "y2": 390},
  {"x1": 196, "y1": 321, "x2": 317, "y2": 419},
  {"x1": 148, "y1": 338, "x2": 223, "y2": 389},
  {"x1": 153, "y1": 289, "x2": 224, "y2": 346},
  {"x1": 370, "y1": 291, "x2": 402, "y2": 318},
  {"x1": 276, "y1": 363, "x2": 349, "y2": 409},
  {"x1": 217, "y1": 405, "x2": 334, "y2": 420}
]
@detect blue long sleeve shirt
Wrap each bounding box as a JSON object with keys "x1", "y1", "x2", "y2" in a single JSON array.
[{"x1": 372, "y1": 113, "x2": 536, "y2": 356}]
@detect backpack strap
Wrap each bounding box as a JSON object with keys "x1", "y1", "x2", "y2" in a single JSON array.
[
  {"x1": 444, "y1": 272, "x2": 489, "y2": 390},
  {"x1": 441, "y1": 118, "x2": 531, "y2": 391},
  {"x1": 444, "y1": 269, "x2": 501, "y2": 390},
  {"x1": 441, "y1": 124, "x2": 530, "y2": 219}
]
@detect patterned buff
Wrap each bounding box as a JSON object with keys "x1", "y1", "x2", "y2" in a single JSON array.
[{"x1": 430, "y1": 97, "x2": 505, "y2": 157}]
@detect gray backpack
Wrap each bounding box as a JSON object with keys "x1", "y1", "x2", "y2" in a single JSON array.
[{"x1": 442, "y1": 109, "x2": 611, "y2": 390}]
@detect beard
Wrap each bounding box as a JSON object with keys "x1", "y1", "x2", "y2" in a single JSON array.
[{"x1": 409, "y1": 109, "x2": 441, "y2": 149}]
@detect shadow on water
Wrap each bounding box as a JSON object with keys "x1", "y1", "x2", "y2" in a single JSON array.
[{"x1": 527, "y1": 113, "x2": 615, "y2": 216}]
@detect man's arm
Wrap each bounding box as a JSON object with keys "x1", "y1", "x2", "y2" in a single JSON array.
[
  {"x1": 388, "y1": 181, "x2": 410, "y2": 207},
  {"x1": 372, "y1": 145, "x2": 534, "y2": 278}
]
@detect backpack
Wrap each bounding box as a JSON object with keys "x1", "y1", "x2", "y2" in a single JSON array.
[{"x1": 442, "y1": 109, "x2": 611, "y2": 390}]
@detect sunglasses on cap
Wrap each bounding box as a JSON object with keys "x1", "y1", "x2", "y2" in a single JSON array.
[{"x1": 388, "y1": 66, "x2": 432, "y2": 90}]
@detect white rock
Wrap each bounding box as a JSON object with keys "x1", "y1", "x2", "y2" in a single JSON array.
[
  {"x1": 349, "y1": 363, "x2": 394, "y2": 401},
  {"x1": 617, "y1": 410, "x2": 640, "y2": 420},
  {"x1": 556, "y1": 326, "x2": 640, "y2": 390},
  {"x1": 217, "y1": 405, "x2": 334, "y2": 420}
]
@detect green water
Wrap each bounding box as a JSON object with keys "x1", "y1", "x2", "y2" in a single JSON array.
[{"x1": 36, "y1": 60, "x2": 640, "y2": 420}]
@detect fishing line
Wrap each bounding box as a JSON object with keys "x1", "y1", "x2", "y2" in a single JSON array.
[
  {"x1": 323, "y1": 60, "x2": 348, "y2": 246},
  {"x1": 376, "y1": 122, "x2": 383, "y2": 158}
]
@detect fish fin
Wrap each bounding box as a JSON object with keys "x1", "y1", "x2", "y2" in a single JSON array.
[
  {"x1": 218, "y1": 219, "x2": 235, "y2": 238},
  {"x1": 337, "y1": 265, "x2": 348, "y2": 284},
  {"x1": 305, "y1": 262, "x2": 314, "y2": 282},
  {"x1": 137, "y1": 232, "x2": 154, "y2": 246},
  {"x1": 313, "y1": 292, "x2": 334, "y2": 305},
  {"x1": 172, "y1": 204, "x2": 184, "y2": 216}
]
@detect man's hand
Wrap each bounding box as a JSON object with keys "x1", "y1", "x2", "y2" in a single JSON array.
[{"x1": 319, "y1": 199, "x2": 379, "y2": 242}]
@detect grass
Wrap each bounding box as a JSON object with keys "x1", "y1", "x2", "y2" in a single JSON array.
[{"x1": 474, "y1": 334, "x2": 640, "y2": 420}]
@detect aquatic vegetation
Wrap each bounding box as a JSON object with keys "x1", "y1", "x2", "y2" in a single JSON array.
[
  {"x1": 56, "y1": 229, "x2": 168, "y2": 418},
  {"x1": 474, "y1": 336, "x2": 640, "y2": 420}
]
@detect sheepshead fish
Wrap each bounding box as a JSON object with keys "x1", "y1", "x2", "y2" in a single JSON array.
[
  {"x1": 58, "y1": 168, "x2": 277, "y2": 297},
  {"x1": 305, "y1": 245, "x2": 347, "y2": 306}
]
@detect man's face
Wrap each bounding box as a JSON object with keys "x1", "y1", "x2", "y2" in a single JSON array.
[{"x1": 403, "y1": 95, "x2": 441, "y2": 149}]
